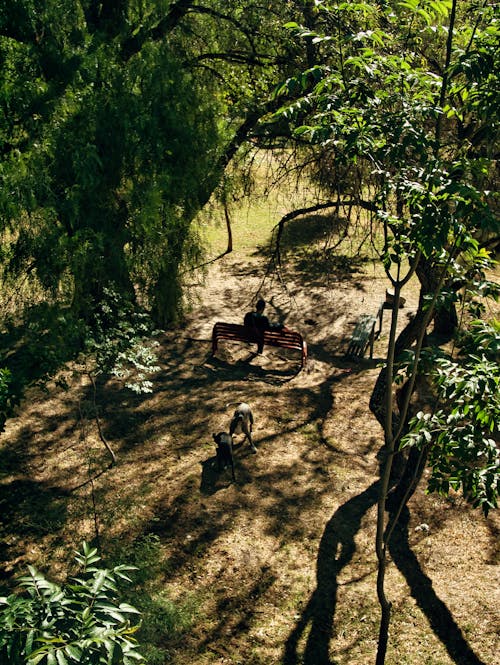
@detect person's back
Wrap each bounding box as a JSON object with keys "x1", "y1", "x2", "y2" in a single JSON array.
[
  {"x1": 244, "y1": 299, "x2": 272, "y2": 353},
  {"x1": 244, "y1": 309, "x2": 270, "y2": 331},
  {"x1": 245, "y1": 298, "x2": 281, "y2": 330}
]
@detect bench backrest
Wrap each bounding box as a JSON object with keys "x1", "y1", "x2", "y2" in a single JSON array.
[{"x1": 212, "y1": 322, "x2": 304, "y2": 351}]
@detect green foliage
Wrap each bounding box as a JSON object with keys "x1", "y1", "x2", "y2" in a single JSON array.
[
  {"x1": 0, "y1": 303, "x2": 86, "y2": 434},
  {"x1": 0, "y1": 542, "x2": 144, "y2": 664},
  {"x1": 107, "y1": 534, "x2": 200, "y2": 665},
  {"x1": 0, "y1": 1, "x2": 224, "y2": 324},
  {"x1": 0, "y1": 0, "x2": 319, "y2": 327},
  {"x1": 272, "y1": 0, "x2": 498, "y2": 273},
  {"x1": 274, "y1": 0, "x2": 499, "y2": 505},
  {"x1": 456, "y1": 318, "x2": 500, "y2": 357},
  {"x1": 0, "y1": 366, "x2": 14, "y2": 433},
  {"x1": 402, "y1": 320, "x2": 500, "y2": 514}
]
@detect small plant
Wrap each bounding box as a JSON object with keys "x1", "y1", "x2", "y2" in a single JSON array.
[
  {"x1": 0, "y1": 542, "x2": 144, "y2": 664},
  {"x1": 84, "y1": 286, "x2": 160, "y2": 395}
]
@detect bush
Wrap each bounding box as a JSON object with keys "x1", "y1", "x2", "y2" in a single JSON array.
[{"x1": 0, "y1": 543, "x2": 144, "y2": 664}]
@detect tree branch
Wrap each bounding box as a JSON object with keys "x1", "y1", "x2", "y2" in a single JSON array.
[{"x1": 120, "y1": 0, "x2": 195, "y2": 60}]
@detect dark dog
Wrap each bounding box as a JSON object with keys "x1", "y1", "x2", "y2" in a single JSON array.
[{"x1": 212, "y1": 431, "x2": 235, "y2": 481}]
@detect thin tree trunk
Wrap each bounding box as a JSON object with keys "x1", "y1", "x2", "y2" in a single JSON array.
[
  {"x1": 375, "y1": 579, "x2": 391, "y2": 665},
  {"x1": 89, "y1": 373, "x2": 116, "y2": 466},
  {"x1": 374, "y1": 281, "x2": 403, "y2": 664},
  {"x1": 373, "y1": 252, "x2": 453, "y2": 663}
]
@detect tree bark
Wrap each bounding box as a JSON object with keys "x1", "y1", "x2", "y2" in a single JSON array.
[{"x1": 416, "y1": 257, "x2": 458, "y2": 340}]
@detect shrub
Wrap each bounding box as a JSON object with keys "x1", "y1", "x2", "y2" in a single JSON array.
[{"x1": 0, "y1": 543, "x2": 144, "y2": 664}]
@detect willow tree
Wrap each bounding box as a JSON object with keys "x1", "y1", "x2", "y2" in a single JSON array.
[
  {"x1": 0, "y1": 0, "x2": 320, "y2": 328},
  {"x1": 268, "y1": 0, "x2": 499, "y2": 662},
  {"x1": 0, "y1": 2, "x2": 219, "y2": 325}
]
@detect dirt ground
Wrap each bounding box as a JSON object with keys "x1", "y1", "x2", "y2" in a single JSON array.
[{"x1": 0, "y1": 240, "x2": 499, "y2": 665}]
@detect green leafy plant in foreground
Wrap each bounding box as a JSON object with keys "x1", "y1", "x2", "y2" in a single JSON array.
[{"x1": 0, "y1": 543, "x2": 144, "y2": 664}]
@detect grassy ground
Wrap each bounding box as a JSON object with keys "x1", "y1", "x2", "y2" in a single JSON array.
[{"x1": 0, "y1": 174, "x2": 499, "y2": 665}]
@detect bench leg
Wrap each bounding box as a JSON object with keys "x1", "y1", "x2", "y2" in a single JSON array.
[{"x1": 369, "y1": 325, "x2": 375, "y2": 359}]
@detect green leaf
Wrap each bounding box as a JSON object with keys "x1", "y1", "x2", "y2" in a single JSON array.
[
  {"x1": 118, "y1": 603, "x2": 141, "y2": 615},
  {"x1": 64, "y1": 645, "x2": 82, "y2": 661},
  {"x1": 56, "y1": 649, "x2": 68, "y2": 665},
  {"x1": 91, "y1": 570, "x2": 108, "y2": 595},
  {"x1": 25, "y1": 629, "x2": 35, "y2": 656}
]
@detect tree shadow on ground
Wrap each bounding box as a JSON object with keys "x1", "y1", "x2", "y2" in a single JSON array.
[
  {"x1": 0, "y1": 303, "x2": 83, "y2": 419},
  {"x1": 251, "y1": 212, "x2": 375, "y2": 291},
  {"x1": 202, "y1": 352, "x2": 303, "y2": 385},
  {"x1": 388, "y1": 506, "x2": 488, "y2": 665},
  {"x1": 199, "y1": 442, "x2": 255, "y2": 495},
  {"x1": 198, "y1": 565, "x2": 278, "y2": 661},
  {"x1": 0, "y1": 479, "x2": 69, "y2": 587},
  {"x1": 283, "y1": 483, "x2": 488, "y2": 665},
  {"x1": 275, "y1": 212, "x2": 350, "y2": 252},
  {"x1": 283, "y1": 481, "x2": 380, "y2": 665}
]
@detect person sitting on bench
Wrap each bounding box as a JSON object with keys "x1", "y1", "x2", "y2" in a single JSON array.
[{"x1": 244, "y1": 298, "x2": 284, "y2": 352}]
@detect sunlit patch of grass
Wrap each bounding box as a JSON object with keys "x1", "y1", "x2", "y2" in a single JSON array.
[
  {"x1": 198, "y1": 158, "x2": 384, "y2": 281},
  {"x1": 136, "y1": 591, "x2": 202, "y2": 665},
  {"x1": 298, "y1": 422, "x2": 321, "y2": 444},
  {"x1": 199, "y1": 197, "x2": 279, "y2": 258},
  {"x1": 198, "y1": 154, "x2": 320, "y2": 259},
  {"x1": 106, "y1": 533, "x2": 202, "y2": 664}
]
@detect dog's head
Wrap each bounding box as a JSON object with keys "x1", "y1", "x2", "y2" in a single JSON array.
[{"x1": 213, "y1": 432, "x2": 232, "y2": 449}]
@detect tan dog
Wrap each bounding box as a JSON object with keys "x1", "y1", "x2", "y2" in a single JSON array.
[{"x1": 228, "y1": 402, "x2": 257, "y2": 453}]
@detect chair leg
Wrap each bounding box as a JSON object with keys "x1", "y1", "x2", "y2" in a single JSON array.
[{"x1": 369, "y1": 325, "x2": 375, "y2": 359}]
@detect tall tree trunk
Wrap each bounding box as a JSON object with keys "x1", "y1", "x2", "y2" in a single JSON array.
[
  {"x1": 373, "y1": 254, "x2": 450, "y2": 663},
  {"x1": 374, "y1": 282, "x2": 403, "y2": 665},
  {"x1": 416, "y1": 257, "x2": 458, "y2": 340}
]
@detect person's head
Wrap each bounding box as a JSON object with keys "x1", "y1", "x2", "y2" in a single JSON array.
[{"x1": 256, "y1": 298, "x2": 266, "y2": 313}]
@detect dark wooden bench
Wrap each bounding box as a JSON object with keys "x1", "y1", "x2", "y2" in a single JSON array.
[
  {"x1": 346, "y1": 305, "x2": 383, "y2": 359},
  {"x1": 212, "y1": 322, "x2": 307, "y2": 367}
]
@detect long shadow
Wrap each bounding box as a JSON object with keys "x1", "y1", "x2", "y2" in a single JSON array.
[
  {"x1": 0, "y1": 479, "x2": 69, "y2": 587},
  {"x1": 0, "y1": 303, "x2": 83, "y2": 419},
  {"x1": 284, "y1": 481, "x2": 380, "y2": 665},
  {"x1": 388, "y1": 506, "x2": 488, "y2": 665},
  {"x1": 203, "y1": 352, "x2": 302, "y2": 385}
]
